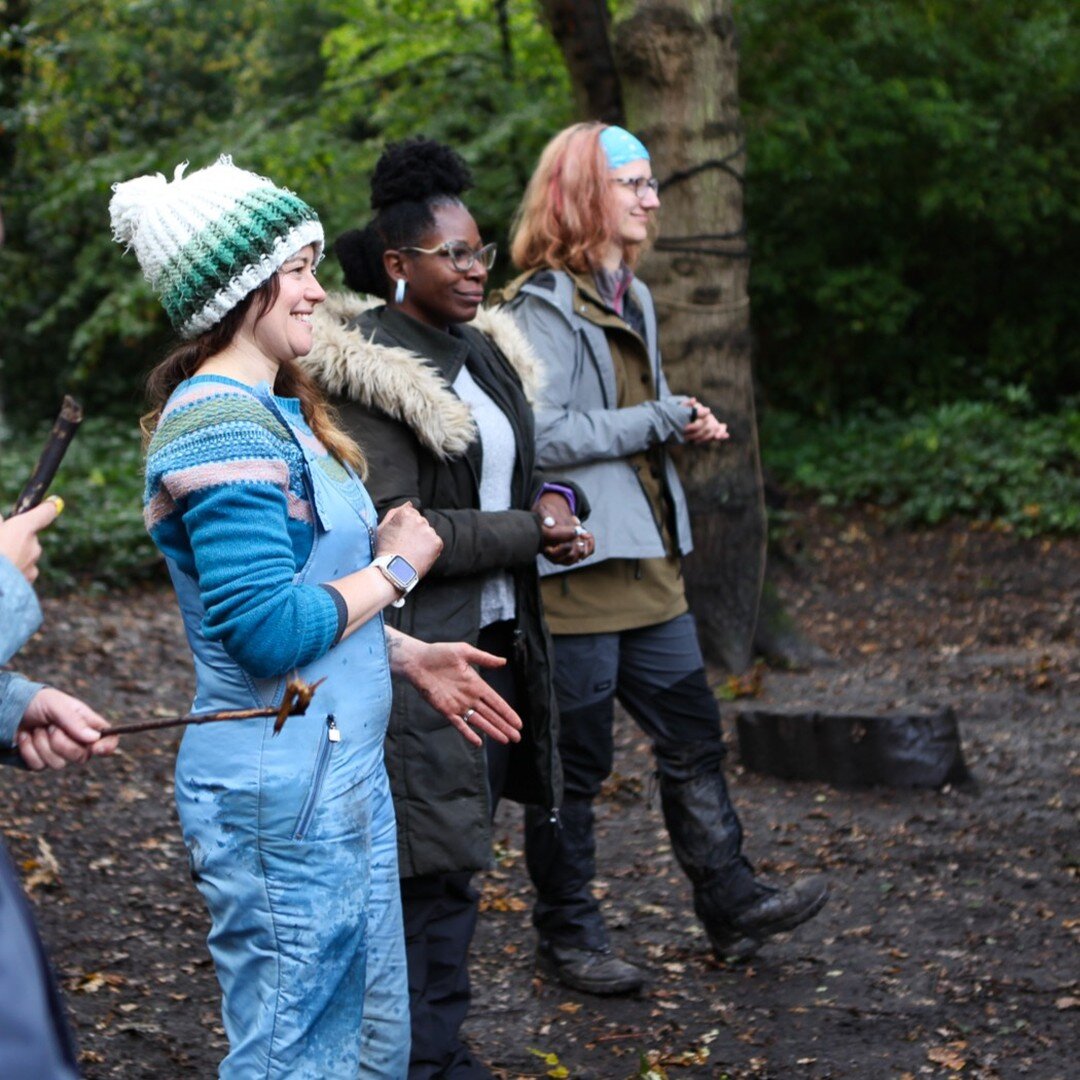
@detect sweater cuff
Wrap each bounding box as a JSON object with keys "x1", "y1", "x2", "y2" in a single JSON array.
[
  {"x1": 537, "y1": 482, "x2": 577, "y2": 517},
  {"x1": 0, "y1": 672, "x2": 46, "y2": 754},
  {"x1": 318, "y1": 584, "x2": 349, "y2": 645}
]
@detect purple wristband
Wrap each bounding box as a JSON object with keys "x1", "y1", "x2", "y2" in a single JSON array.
[{"x1": 538, "y1": 482, "x2": 577, "y2": 516}]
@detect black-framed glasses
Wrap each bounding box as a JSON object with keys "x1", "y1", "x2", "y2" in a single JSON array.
[
  {"x1": 610, "y1": 176, "x2": 660, "y2": 198},
  {"x1": 399, "y1": 240, "x2": 497, "y2": 273}
]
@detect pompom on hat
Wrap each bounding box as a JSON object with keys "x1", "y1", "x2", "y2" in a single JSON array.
[{"x1": 109, "y1": 155, "x2": 324, "y2": 339}]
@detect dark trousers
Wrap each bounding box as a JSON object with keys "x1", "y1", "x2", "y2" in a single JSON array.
[
  {"x1": 524, "y1": 613, "x2": 760, "y2": 951},
  {"x1": 401, "y1": 622, "x2": 515, "y2": 1080},
  {"x1": 0, "y1": 841, "x2": 80, "y2": 1080}
]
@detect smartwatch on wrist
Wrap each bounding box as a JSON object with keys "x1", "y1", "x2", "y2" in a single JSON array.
[{"x1": 370, "y1": 554, "x2": 419, "y2": 608}]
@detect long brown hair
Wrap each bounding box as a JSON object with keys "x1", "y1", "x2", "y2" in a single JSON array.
[
  {"x1": 142, "y1": 276, "x2": 366, "y2": 476},
  {"x1": 510, "y1": 122, "x2": 649, "y2": 274}
]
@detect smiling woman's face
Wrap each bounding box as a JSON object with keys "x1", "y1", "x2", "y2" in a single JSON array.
[
  {"x1": 608, "y1": 158, "x2": 660, "y2": 253},
  {"x1": 244, "y1": 244, "x2": 325, "y2": 363},
  {"x1": 395, "y1": 203, "x2": 488, "y2": 329}
]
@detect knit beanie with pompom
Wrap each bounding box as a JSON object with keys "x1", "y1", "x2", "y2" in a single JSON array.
[{"x1": 109, "y1": 155, "x2": 324, "y2": 339}]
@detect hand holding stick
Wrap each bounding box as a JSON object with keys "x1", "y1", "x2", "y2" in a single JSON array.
[
  {"x1": 104, "y1": 677, "x2": 325, "y2": 737},
  {"x1": 11, "y1": 395, "x2": 83, "y2": 515}
]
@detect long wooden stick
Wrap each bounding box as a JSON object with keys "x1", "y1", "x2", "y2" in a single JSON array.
[
  {"x1": 12, "y1": 395, "x2": 83, "y2": 515},
  {"x1": 105, "y1": 677, "x2": 325, "y2": 737}
]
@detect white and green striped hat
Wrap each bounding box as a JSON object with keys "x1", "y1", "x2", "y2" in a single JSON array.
[{"x1": 109, "y1": 155, "x2": 324, "y2": 339}]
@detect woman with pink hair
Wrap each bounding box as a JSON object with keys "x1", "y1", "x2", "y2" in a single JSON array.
[{"x1": 497, "y1": 122, "x2": 829, "y2": 995}]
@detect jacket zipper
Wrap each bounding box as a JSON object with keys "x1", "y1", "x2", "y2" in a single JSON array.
[
  {"x1": 631, "y1": 462, "x2": 669, "y2": 544},
  {"x1": 293, "y1": 715, "x2": 339, "y2": 840}
]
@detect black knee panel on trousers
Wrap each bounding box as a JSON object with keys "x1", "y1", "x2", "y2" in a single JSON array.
[{"x1": 638, "y1": 667, "x2": 727, "y2": 783}]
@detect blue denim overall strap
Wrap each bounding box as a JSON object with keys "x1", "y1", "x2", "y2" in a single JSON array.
[{"x1": 169, "y1": 384, "x2": 408, "y2": 1079}]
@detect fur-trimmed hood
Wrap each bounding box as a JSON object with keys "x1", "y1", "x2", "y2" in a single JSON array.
[{"x1": 303, "y1": 291, "x2": 544, "y2": 460}]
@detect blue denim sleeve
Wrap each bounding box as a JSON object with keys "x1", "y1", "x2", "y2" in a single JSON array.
[
  {"x1": 0, "y1": 555, "x2": 42, "y2": 665},
  {"x1": 0, "y1": 672, "x2": 46, "y2": 756}
]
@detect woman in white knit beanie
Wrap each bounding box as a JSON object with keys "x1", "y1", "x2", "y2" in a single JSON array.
[{"x1": 111, "y1": 156, "x2": 522, "y2": 1078}]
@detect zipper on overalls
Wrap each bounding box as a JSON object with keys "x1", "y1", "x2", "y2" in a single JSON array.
[{"x1": 294, "y1": 715, "x2": 339, "y2": 840}]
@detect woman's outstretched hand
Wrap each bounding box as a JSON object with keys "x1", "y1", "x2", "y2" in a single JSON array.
[
  {"x1": 385, "y1": 629, "x2": 523, "y2": 747},
  {"x1": 0, "y1": 497, "x2": 63, "y2": 583}
]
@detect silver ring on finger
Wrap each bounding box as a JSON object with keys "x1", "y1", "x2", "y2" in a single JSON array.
[
  {"x1": 573, "y1": 524, "x2": 587, "y2": 536},
  {"x1": 462, "y1": 707, "x2": 476, "y2": 723}
]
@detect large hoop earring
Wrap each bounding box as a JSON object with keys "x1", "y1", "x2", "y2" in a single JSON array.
[{"x1": 394, "y1": 278, "x2": 407, "y2": 304}]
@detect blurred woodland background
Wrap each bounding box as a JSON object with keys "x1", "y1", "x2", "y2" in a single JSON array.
[{"x1": 1, "y1": 0, "x2": 1077, "y2": 595}]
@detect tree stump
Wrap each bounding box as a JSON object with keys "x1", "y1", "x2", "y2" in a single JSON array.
[{"x1": 735, "y1": 705, "x2": 970, "y2": 789}]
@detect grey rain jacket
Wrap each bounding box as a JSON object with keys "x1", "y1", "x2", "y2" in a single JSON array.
[{"x1": 497, "y1": 269, "x2": 694, "y2": 576}]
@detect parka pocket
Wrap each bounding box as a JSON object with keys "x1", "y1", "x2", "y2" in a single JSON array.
[{"x1": 293, "y1": 715, "x2": 340, "y2": 840}]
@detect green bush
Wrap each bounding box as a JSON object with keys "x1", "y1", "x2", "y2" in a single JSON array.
[
  {"x1": 741, "y1": 0, "x2": 1080, "y2": 415},
  {"x1": 762, "y1": 389, "x2": 1080, "y2": 535},
  {"x1": 0, "y1": 416, "x2": 161, "y2": 591}
]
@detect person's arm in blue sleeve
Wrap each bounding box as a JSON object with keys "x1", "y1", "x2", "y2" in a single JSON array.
[{"x1": 180, "y1": 482, "x2": 342, "y2": 679}]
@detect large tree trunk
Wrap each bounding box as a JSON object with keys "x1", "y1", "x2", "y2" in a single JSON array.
[
  {"x1": 538, "y1": 0, "x2": 624, "y2": 123},
  {"x1": 614, "y1": 1, "x2": 765, "y2": 672}
]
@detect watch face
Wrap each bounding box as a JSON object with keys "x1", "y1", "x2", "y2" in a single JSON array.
[{"x1": 386, "y1": 555, "x2": 416, "y2": 587}]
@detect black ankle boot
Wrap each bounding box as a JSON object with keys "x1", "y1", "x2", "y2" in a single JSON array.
[
  {"x1": 537, "y1": 941, "x2": 645, "y2": 995},
  {"x1": 708, "y1": 876, "x2": 830, "y2": 961}
]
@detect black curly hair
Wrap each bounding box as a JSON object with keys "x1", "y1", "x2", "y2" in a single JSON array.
[{"x1": 334, "y1": 137, "x2": 474, "y2": 299}]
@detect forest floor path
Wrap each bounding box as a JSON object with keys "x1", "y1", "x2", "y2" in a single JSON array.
[{"x1": 5, "y1": 502, "x2": 1076, "y2": 1079}]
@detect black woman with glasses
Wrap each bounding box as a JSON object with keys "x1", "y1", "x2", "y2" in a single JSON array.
[{"x1": 303, "y1": 137, "x2": 594, "y2": 1080}]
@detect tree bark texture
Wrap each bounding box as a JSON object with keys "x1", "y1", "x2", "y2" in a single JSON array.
[
  {"x1": 538, "y1": 0, "x2": 624, "y2": 123},
  {"x1": 614, "y1": 0, "x2": 765, "y2": 673}
]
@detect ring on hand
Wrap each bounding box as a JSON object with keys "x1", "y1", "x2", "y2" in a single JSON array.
[
  {"x1": 542, "y1": 516, "x2": 556, "y2": 527},
  {"x1": 573, "y1": 524, "x2": 587, "y2": 536},
  {"x1": 462, "y1": 708, "x2": 476, "y2": 722}
]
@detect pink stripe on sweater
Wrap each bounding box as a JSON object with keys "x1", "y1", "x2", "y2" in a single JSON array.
[
  {"x1": 145, "y1": 459, "x2": 313, "y2": 530},
  {"x1": 160, "y1": 381, "x2": 248, "y2": 419},
  {"x1": 286, "y1": 491, "x2": 314, "y2": 524},
  {"x1": 164, "y1": 459, "x2": 290, "y2": 499}
]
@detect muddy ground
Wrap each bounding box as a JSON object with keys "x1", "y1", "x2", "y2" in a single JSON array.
[{"x1": 4, "y1": 503, "x2": 1077, "y2": 1079}]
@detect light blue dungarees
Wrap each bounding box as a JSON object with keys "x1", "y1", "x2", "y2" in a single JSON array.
[{"x1": 167, "y1": 387, "x2": 409, "y2": 1078}]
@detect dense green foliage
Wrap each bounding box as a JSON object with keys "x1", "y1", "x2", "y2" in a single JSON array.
[
  {"x1": 2, "y1": 0, "x2": 1077, "y2": 565},
  {"x1": 0, "y1": 416, "x2": 156, "y2": 589},
  {"x1": 0, "y1": 0, "x2": 571, "y2": 423},
  {"x1": 3, "y1": 0, "x2": 1076, "y2": 426},
  {"x1": 762, "y1": 391, "x2": 1080, "y2": 534},
  {"x1": 740, "y1": 0, "x2": 1079, "y2": 415}
]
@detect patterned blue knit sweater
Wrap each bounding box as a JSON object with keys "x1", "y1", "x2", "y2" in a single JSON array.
[{"x1": 143, "y1": 375, "x2": 340, "y2": 678}]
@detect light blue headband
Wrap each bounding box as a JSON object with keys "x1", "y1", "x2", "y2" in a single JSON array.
[{"x1": 600, "y1": 126, "x2": 650, "y2": 170}]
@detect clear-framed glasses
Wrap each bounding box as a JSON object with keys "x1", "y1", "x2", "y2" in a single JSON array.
[
  {"x1": 399, "y1": 240, "x2": 497, "y2": 273},
  {"x1": 610, "y1": 176, "x2": 660, "y2": 198}
]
